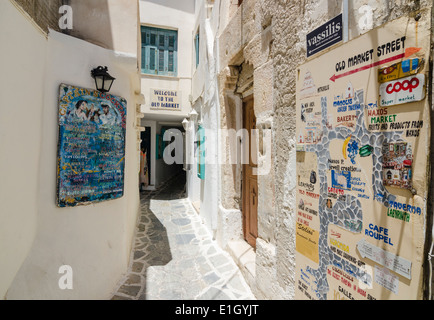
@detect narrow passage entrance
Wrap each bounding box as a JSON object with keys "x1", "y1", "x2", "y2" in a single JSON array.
[{"x1": 242, "y1": 96, "x2": 258, "y2": 249}]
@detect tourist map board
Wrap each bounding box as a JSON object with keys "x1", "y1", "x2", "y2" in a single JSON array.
[{"x1": 295, "y1": 11, "x2": 431, "y2": 300}]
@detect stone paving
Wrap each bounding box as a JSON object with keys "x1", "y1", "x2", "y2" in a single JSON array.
[{"x1": 111, "y1": 172, "x2": 256, "y2": 300}]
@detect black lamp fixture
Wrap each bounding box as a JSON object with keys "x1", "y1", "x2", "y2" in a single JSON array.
[{"x1": 91, "y1": 66, "x2": 115, "y2": 93}]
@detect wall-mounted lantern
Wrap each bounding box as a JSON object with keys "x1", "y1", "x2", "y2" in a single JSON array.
[
  {"x1": 182, "y1": 118, "x2": 189, "y2": 130},
  {"x1": 91, "y1": 66, "x2": 115, "y2": 93},
  {"x1": 188, "y1": 109, "x2": 198, "y2": 122}
]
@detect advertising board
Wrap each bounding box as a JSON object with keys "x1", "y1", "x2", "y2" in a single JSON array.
[
  {"x1": 295, "y1": 10, "x2": 431, "y2": 300},
  {"x1": 57, "y1": 84, "x2": 127, "y2": 207}
]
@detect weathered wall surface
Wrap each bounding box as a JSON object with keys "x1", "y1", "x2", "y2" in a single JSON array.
[
  {"x1": 216, "y1": 0, "x2": 433, "y2": 299},
  {"x1": 217, "y1": 0, "x2": 281, "y2": 298},
  {"x1": 139, "y1": 0, "x2": 194, "y2": 120}
]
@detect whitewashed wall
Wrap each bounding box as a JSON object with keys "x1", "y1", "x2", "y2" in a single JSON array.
[
  {"x1": 5, "y1": 30, "x2": 140, "y2": 300},
  {"x1": 0, "y1": 0, "x2": 47, "y2": 299},
  {"x1": 187, "y1": 0, "x2": 222, "y2": 237}
]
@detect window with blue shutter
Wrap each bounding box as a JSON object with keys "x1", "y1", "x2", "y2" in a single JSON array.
[{"x1": 141, "y1": 26, "x2": 178, "y2": 76}]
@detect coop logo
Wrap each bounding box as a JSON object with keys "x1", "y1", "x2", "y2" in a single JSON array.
[
  {"x1": 385, "y1": 77, "x2": 420, "y2": 94},
  {"x1": 380, "y1": 74, "x2": 425, "y2": 107}
]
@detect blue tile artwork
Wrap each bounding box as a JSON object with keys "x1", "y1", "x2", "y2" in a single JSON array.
[{"x1": 56, "y1": 84, "x2": 127, "y2": 207}]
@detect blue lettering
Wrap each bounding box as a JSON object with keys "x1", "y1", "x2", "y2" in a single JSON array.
[
  {"x1": 388, "y1": 200, "x2": 422, "y2": 215},
  {"x1": 365, "y1": 224, "x2": 393, "y2": 246}
]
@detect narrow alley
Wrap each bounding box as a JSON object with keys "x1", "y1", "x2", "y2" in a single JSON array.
[
  {"x1": 111, "y1": 173, "x2": 255, "y2": 300},
  {"x1": 2, "y1": 0, "x2": 434, "y2": 302}
]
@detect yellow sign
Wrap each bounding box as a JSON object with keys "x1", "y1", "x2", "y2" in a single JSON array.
[
  {"x1": 378, "y1": 58, "x2": 424, "y2": 83},
  {"x1": 296, "y1": 223, "x2": 319, "y2": 264}
]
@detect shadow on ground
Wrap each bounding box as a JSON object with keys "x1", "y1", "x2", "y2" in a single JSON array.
[
  {"x1": 111, "y1": 172, "x2": 186, "y2": 300},
  {"x1": 111, "y1": 171, "x2": 255, "y2": 300}
]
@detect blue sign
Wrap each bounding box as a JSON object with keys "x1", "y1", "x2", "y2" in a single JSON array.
[
  {"x1": 56, "y1": 84, "x2": 127, "y2": 207},
  {"x1": 306, "y1": 14, "x2": 343, "y2": 57},
  {"x1": 331, "y1": 169, "x2": 351, "y2": 190}
]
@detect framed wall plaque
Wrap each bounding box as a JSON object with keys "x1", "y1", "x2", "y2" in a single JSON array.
[{"x1": 56, "y1": 84, "x2": 127, "y2": 207}]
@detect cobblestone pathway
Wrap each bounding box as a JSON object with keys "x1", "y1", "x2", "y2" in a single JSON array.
[{"x1": 111, "y1": 172, "x2": 256, "y2": 300}]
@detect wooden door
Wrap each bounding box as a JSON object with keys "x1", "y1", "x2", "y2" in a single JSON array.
[{"x1": 242, "y1": 96, "x2": 258, "y2": 249}]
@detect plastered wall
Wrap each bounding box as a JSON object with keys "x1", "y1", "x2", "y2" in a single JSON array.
[
  {"x1": 139, "y1": 0, "x2": 195, "y2": 120},
  {"x1": 69, "y1": 0, "x2": 139, "y2": 55},
  {"x1": 5, "y1": 30, "x2": 140, "y2": 300},
  {"x1": 1, "y1": 0, "x2": 141, "y2": 299},
  {"x1": 0, "y1": 0, "x2": 48, "y2": 299}
]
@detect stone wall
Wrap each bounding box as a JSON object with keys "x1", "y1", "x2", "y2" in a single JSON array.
[
  {"x1": 217, "y1": 0, "x2": 433, "y2": 299},
  {"x1": 269, "y1": 0, "x2": 432, "y2": 300}
]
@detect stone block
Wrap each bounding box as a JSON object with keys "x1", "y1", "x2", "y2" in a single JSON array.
[
  {"x1": 253, "y1": 60, "x2": 274, "y2": 115},
  {"x1": 216, "y1": 206, "x2": 243, "y2": 249},
  {"x1": 226, "y1": 239, "x2": 256, "y2": 283},
  {"x1": 255, "y1": 238, "x2": 279, "y2": 299}
]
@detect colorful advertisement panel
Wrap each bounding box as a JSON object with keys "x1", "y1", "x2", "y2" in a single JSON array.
[
  {"x1": 57, "y1": 84, "x2": 127, "y2": 207},
  {"x1": 295, "y1": 11, "x2": 430, "y2": 300}
]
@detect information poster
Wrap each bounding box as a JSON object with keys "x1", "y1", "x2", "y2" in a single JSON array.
[
  {"x1": 57, "y1": 84, "x2": 127, "y2": 207},
  {"x1": 295, "y1": 11, "x2": 430, "y2": 300}
]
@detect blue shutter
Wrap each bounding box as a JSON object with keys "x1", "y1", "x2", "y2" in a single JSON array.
[
  {"x1": 197, "y1": 125, "x2": 205, "y2": 180},
  {"x1": 168, "y1": 35, "x2": 174, "y2": 73},
  {"x1": 168, "y1": 51, "x2": 174, "y2": 72},
  {"x1": 141, "y1": 27, "x2": 147, "y2": 73},
  {"x1": 141, "y1": 46, "x2": 146, "y2": 74},
  {"x1": 150, "y1": 32, "x2": 156, "y2": 46},
  {"x1": 158, "y1": 32, "x2": 166, "y2": 74},
  {"x1": 149, "y1": 48, "x2": 156, "y2": 72},
  {"x1": 195, "y1": 32, "x2": 200, "y2": 68}
]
